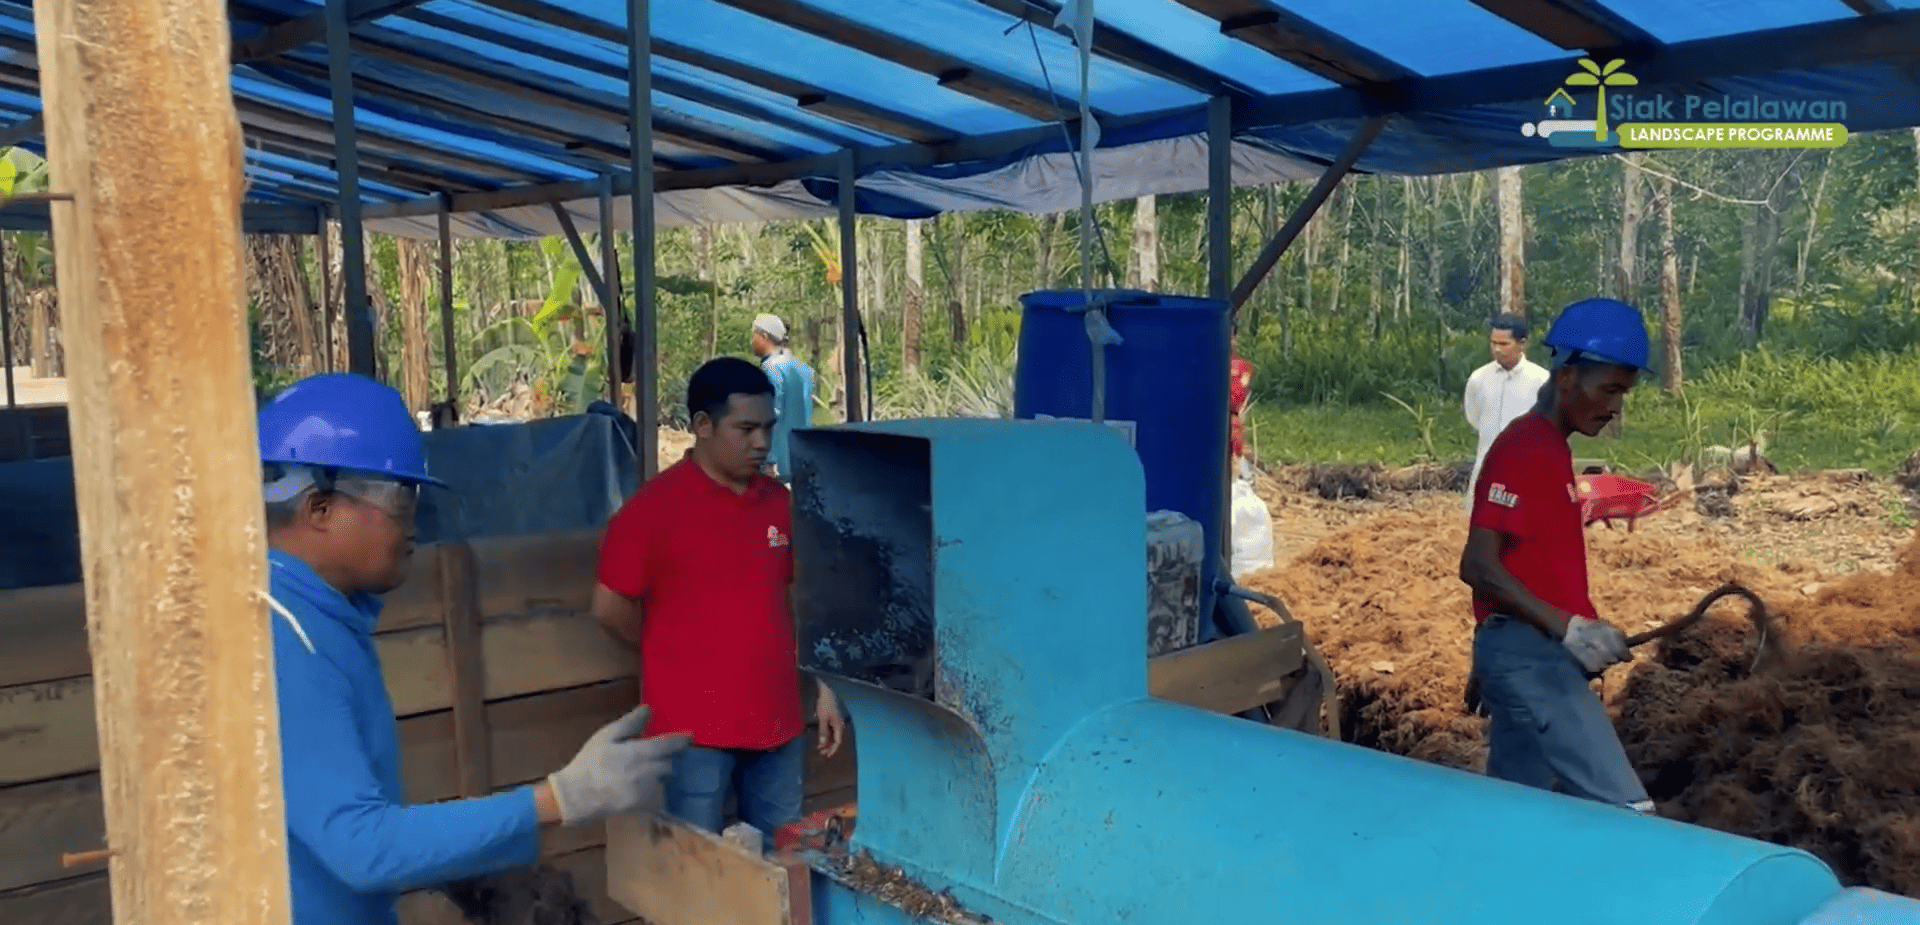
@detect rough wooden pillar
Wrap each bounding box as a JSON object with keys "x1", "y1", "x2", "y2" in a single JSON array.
[{"x1": 32, "y1": 0, "x2": 294, "y2": 923}]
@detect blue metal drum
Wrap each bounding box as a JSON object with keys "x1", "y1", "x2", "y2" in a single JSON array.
[{"x1": 1013, "y1": 289, "x2": 1231, "y2": 639}]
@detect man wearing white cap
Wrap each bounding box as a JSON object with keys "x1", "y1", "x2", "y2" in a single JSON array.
[{"x1": 750, "y1": 313, "x2": 815, "y2": 482}]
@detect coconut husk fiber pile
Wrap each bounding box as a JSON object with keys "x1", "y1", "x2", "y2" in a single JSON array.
[{"x1": 1241, "y1": 511, "x2": 1920, "y2": 894}]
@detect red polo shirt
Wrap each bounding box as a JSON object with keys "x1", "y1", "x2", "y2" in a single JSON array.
[
  {"x1": 597, "y1": 458, "x2": 804, "y2": 749},
  {"x1": 1469, "y1": 412, "x2": 1595, "y2": 625},
  {"x1": 1229, "y1": 355, "x2": 1254, "y2": 458}
]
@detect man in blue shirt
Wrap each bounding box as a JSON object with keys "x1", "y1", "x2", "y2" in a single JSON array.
[
  {"x1": 258, "y1": 373, "x2": 693, "y2": 925},
  {"x1": 750, "y1": 313, "x2": 816, "y2": 482}
]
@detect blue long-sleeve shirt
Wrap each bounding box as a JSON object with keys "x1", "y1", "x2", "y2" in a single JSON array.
[
  {"x1": 269, "y1": 549, "x2": 541, "y2": 925},
  {"x1": 761, "y1": 348, "x2": 816, "y2": 480}
]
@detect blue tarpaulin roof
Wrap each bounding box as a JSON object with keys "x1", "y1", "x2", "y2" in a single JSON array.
[{"x1": 0, "y1": 0, "x2": 1916, "y2": 238}]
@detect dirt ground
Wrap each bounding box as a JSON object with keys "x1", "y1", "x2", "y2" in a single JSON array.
[{"x1": 1241, "y1": 461, "x2": 1920, "y2": 895}]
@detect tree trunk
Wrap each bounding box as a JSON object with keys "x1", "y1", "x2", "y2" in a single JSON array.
[
  {"x1": 1494, "y1": 165, "x2": 1526, "y2": 319},
  {"x1": 1657, "y1": 177, "x2": 1682, "y2": 392},
  {"x1": 1129, "y1": 195, "x2": 1159, "y2": 289},
  {"x1": 948, "y1": 213, "x2": 968, "y2": 344},
  {"x1": 903, "y1": 219, "x2": 924, "y2": 372},
  {"x1": 694, "y1": 224, "x2": 716, "y2": 356},
  {"x1": 398, "y1": 239, "x2": 433, "y2": 412},
  {"x1": 1035, "y1": 212, "x2": 1060, "y2": 291},
  {"x1": 1615, "y1": 153, "x2": 1644, "y2": 302},
  {"x1": 1795, "y1": 153, "x2": 1832, "y2": 297},
  {"x1": 1397, "y1": 177, "x2": 1412, "y2": 323},
  {"x1": 1369, "y1": 180, "x2": 1384, "y2": 338},
  {"x1": 1737, "y1": 160, "x2": 1801, "y2": 347},
  {"x1": 1328, "y1": 182, "x2": 1352, "y2": 320}
]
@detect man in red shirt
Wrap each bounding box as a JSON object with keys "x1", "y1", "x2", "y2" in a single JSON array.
[
  {"x1": 591, "y1": 356, "x2": 846, "y2": 838},
  {"x1": 1457, "y1": 298, "x2": 1652, "y2": 814},
  {"x1": 1229, "y1": 351, "x2": 1254, "y2": 467}
]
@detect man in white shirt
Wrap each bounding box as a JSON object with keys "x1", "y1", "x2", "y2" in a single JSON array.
[{"x1": 1464, "y1": 314, "x2": 1549, "y2": 511}]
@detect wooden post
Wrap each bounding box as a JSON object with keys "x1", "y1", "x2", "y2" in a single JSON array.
[{"x1": 33, "y1": 0, "x2": 293, "y2": 924}]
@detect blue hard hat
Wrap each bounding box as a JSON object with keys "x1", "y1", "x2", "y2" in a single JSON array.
[
  {"x1": 258, "y1": 373, "x2": 446, "y2": 487},
  {"x1": 1542, "y1": 297, "x2": 1652, "y2": 371}
]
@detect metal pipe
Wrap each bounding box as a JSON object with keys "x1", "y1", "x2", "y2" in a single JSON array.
[
  {"x1": 1074, "y1": 0, "x2": 1103, "y2": 424},
  {"x1": 837, "y1": 149, "x2": 862, "y2": 423},
  {"x1": 1207, "y1": 95, "x2": 1233, "y2": 573},
  {"x1": 2, "y1": 234, "x2": 15, "y2": 411},
  {"x1": 627, "y1": 0, "x2": 657, "y2": 478},
  {"x1": 1206, "y1": 96, "x2": 1232, "y2": 303},
  {"x1": 1227, "y1": 114, "x2": 1389, "y2": 315},
  {"x1": 598, "y1": 174, "x2": 623, "y2": 409},
  {"x1": 436, "y1": 192, "x2": 458, "y2": 412},
  {"x1": 326, "y1": 0, "x2": 375, "y2": 376}
]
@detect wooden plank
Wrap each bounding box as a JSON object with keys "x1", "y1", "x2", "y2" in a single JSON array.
[
  {"x1": 438, "y1": 543, "x2": 492, "y2": 797},
  {"x1": 1, "y1": 611, "x2": 631, "y2": 785},
  {"x1": 605, "y1": 814, "x2": 801, "y2": 925},
  {"x1": 0, "y1": 679, "x2": 636, "y2": 892},
  {"x1": 0, "y1": 584, "x2": 87, "y2": 688},
  {"x1": 0, "y1": 773, "x2": 105, "y2": 890},
  {"x1": 0, "y1": 529, "x2": 605, "y2": 691},
  {"x1": 0, "y1": 872, "x2": 110, "y2": 925},
  {"x1": 34, "y1": 0, "x2": 289, "y2": 919},
  {"x1": 1148, "y1": 622, "x2": 1306, "y2": 716}
]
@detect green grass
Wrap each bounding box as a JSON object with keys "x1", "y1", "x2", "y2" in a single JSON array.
[{"x1": 1246, "y1": 349, "x2": 1920, "y2": 474}]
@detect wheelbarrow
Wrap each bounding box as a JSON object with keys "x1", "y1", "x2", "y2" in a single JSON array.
[{"x1": 1578, "y1": 473, "x2": 1683, "y2": 530}]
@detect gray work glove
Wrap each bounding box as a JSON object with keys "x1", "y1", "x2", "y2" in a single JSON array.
[
  {"x1": 1561, "y1": 617, "x2": 1631, "y2": 674},
  {"x1": 546, "y1": 705, "x2": 694, "y2": 827}
]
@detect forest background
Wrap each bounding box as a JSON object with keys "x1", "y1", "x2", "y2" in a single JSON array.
[{"x1": 5, "y1": 132, "x2": 1918, "y2": 479}]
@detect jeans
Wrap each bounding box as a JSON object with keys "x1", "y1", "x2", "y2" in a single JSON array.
[
  {"x1": 1472, "y1": 614, "x2": 1653, "y2": 811},
  {"x1": 664, "y1": 735, "x2": 806, "y2": 839}
]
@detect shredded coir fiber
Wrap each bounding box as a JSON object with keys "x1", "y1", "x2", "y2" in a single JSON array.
[{"x1": 1243, "y1": 511, "x2": 1920, "y2": 894}]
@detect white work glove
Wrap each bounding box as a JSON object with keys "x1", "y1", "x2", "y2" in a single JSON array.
[
  {"x1": 546, "y1": 705, "x2": 693, "y2": 827},
  {"x1": 1561, "y1": 617, "x2": 1632, "y2": 674}
]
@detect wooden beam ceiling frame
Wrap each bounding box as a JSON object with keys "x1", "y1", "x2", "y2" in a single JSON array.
[
  {"x1": 1467, "y1": 0, "x2": 1661, "y2": 54},
  {"x1": 391, "y1": 7, "x2": 875, "y2": 150},
  {"x1": 345, "y1": 32, "x2": 788, "y2": 163},
  {"x1": 468, "y1": 0, "x2": 962, "y2": 145},
  {"x1": 968, "y1": 0, "x2": 1258, "y2": 99},
  {"x1": 1171, "y1": 0, "x2": 1415, "y2": 85},
  {"x1": 702, "y1": 0, "x2": 1105, "y2": 123},
  {"x1": 357, "y1": 7, "x2": 1920, "y2": 224}
]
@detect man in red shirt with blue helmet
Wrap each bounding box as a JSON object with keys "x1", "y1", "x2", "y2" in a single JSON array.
[{"x1": 1457, "y1": 298, "x2": 1654, "y2": 814}]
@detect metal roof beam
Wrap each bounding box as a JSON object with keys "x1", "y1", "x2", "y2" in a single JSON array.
[
  {"x1": 1841, "y1": 0, "x2": 1893, "y2": 13},
  {"x1": 359, "y1": 7, "x2": 1920, "y2": 222},
  {"x1": 259, "y1": 55, "x2": 639, "y2": 166},
  {"x1": 967, "y1": 0, "x2": 1255, "y2": 98},
  {"x1": 703, "y1": 0, "x2": 1099, "y2": 123},
  {"x1": 230, "y1": 96, "x2": 566, "y2": 183},
  {"x1": 392, "y1": 9, "x2": 873, "y2": 149},
  {"x1": 243, "y1": 131, "x2": 488, "y2": 194},
  {"x1": 346, "y1": 33, "x2": 788, "y2": 163},
  {"x1": 1468, "y1": 0, "x2": 1661, "y2": 53},
  {"x1": 230, "y1": 0, "x2": 433, "y2": 62},
  {"x1": 1171, "y1": 0, "x2": 1415, "y2": 85},
  {"x1": 0, "y1": 201, "x2": 324, "y2": 234},
  {"x1": 465, "y1": 0, "x2": 959, "y2": 145},
  {"x1": 1234, "y1": 7, "x2": 1920, "y2": 125}
]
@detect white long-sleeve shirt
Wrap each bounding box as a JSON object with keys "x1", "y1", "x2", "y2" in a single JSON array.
[{"x1": 1464, "y1": 358, "x2": 1550, "y2": 500}]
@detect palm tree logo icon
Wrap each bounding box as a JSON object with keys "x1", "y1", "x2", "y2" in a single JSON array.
[{"x1": 1564, "y1": 57, "x2": 1637, "y2": 142}]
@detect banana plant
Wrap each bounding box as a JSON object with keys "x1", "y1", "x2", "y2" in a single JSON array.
[{"x1": 465, "y1": 234, "x2": 609, "y2": 416}]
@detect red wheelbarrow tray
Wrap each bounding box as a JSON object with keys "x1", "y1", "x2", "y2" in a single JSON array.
[{"x1": 1577, "y1": 473, "x2": 1666, "y2": 524}]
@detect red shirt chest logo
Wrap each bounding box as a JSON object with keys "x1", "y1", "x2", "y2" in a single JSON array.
[{"x1": 767, "y1": 525, "x2": 789, "y2": 548}]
